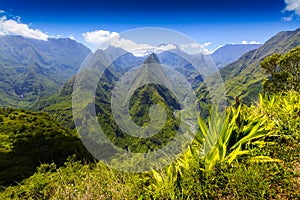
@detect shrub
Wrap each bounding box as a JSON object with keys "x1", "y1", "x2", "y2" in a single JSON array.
[{"x1": 261, "y1": 46, "x2": 300, "y2": 93}]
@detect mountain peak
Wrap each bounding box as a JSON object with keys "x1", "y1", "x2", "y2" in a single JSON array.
[{"x1": 143, "y1": 53, "x2": 160, "y2": 64}]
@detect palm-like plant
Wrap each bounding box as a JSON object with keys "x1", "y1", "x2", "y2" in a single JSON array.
[
  {"x1": 198, "y1": 104, "x2": 279, "y2": 171},
  {"x1": 151, "y1": 101, "x2": 281, "y2": 197}
]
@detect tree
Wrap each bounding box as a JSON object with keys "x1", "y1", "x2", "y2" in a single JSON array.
[{"x1": 261, "y1": 46, "x2": 300, "y2": 93}]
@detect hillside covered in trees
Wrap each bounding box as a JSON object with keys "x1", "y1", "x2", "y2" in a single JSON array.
[{"x1": 0, "y1": 46, "x2": 299, "y2": 199}]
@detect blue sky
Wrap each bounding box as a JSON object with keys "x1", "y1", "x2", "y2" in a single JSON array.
[{"x1": 0, "y1": 0, "x2": 299, "y2": 51}]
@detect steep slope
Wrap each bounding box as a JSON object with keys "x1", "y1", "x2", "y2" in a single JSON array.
[
  {"x1": 33, "y1": 46, "x2": 200, "y2": 127},
  {"x1": 96, "y1": 53, "x2": 181, "y2": 152},
  {"x1": 31, "y1": 77, "x2": 76, "y2": 128},
  {"x1": 0, "y1": 35, "x2": 91, "y2": 108},
  {"x1": 0, "y1": 108, "x2": 92, "y2": 186},
  {"x1": 211, "y1": 44, "x2": 262, "y2": 68},
  {"x1": 157, "y1": 49, "x2": 204, "y2": 88},
  {"x1": 197, "y1": 28, "x2": 300, "y2": 104},
  {"x1": 35, "y1": 52, "x2": 182, "y2": 153},
  {"x1": 32, "y1": 47, "x2": 138, "y2": 128}
]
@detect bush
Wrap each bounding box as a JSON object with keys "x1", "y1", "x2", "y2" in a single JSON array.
[{"x1": 261, "y1": 46, "x2": 300, "y2": 93}]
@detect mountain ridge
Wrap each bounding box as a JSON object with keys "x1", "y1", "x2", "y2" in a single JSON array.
[
  {"x1": 0, "y1": 35, "x2": 91, "y2": 108},
  {"x1": 211, "y1": 44, "x2": 262, "y2": 68},
  {"x1": 197, "y1": 28, "x2": 300, "y2": 104}
]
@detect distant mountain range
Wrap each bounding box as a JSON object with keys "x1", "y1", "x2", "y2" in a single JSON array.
[
  {"x1": 35, "y1": 52, "x2": 184, "y2": 152},
  {"x1": 0, "y1": 35, "x2": 91, "y2": 108},
  {"x1": 211, "y1": 44, "x2": 262, "y2": 68},
  {"x1": 0, "y1": 28, "x2": 299, "y2": 110},
  {"x1": 1, "y1": 28, "x2": 299, "y2": 164}
]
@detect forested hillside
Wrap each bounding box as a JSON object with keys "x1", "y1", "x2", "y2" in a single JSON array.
[
  {"x1": 0, "y1": 43, "x2": 299, "y2": 198},
  {"x1": 0, "y1": 36, "x2": 90, "y2": 108},
  {"x1": 0, "y1": 108, "x2": 92, "y2": 186},
  {"x1": 0, "y1": 30, "x2": 299, "y2": 199}
]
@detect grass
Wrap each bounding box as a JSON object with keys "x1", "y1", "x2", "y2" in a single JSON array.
[
  {"x1": 0, "y1": 108, "x2": 92, "y2": 186},
  {"x1": 0, "y1": 91, "x2": 299, "y2": 199}
]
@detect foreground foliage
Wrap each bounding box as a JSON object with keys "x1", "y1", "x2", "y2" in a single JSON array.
[
  {"x1": 261, "y1": 46, "x2": 300, "y2": 93},
  {"x1": 1, "y1": 91, "x2": 299, "y2": 199}
]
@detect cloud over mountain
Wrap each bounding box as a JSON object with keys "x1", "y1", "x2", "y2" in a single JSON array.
[
  {"x1": 241, "y1": 40, "x2": 261, "y2": 45},
  {"x1": 82, "y1": 29, "x2": 212, "y2": 55},
  {"x1": 179, "y1": 42, "x2": 212, "y2": 54},
  {"x1": 0, "y1": 16, "x2": 48, "y2": 40},
  {"x1": 82, "y1": 29, "x2": 175, "y2": 55}
]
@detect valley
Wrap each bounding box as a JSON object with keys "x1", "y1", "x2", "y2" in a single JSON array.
[{"x1": 0, "y1": 28, "x2": 299, "y2": 199}]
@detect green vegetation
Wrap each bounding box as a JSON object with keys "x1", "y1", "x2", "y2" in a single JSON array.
[
  {"x1": 0, "y1": 108, "x2": 92, "y2": 186},
  {"x1": 261, "y1": 46, "x2": 300, "y2": 93},
  {"x1": 0, "y1": 33, "x2": 300, "y2": 199},
  {"x1": 1, "y1": 91, "x2": 299, "y2": 199},
  {"x1": 0, "y1": 35, "x2": 90, "y2": 108},
  {"x1": 32, "y1": 77, "x2": 75, "y2": 129},
  {"x1": 97, "y1": 83, "x2": 181, "y2": 153},
  {"x1": 197, "y1": 28, "x2": 300, "y2": 105},
  {"x1": 35, "y1": 55, "x2": 183, "y2": 153},
  {"x1": 0, "y1": 46, "x2": 300, "y2": 196}
]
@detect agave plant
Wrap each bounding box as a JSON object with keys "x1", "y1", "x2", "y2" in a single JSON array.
[
  {"x1": 197, "y1": 104, "x2": 279, "y2": 171},
  {"x1": 151, "y1": 99, "x2": 282, "y2": 197}
]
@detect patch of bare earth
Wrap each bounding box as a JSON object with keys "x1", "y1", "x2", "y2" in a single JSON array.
[{"x1": 292, "y1": 162, "x2": 300, "y2": 191}]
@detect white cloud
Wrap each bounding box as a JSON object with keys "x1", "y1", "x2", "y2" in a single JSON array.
[
  {"x1": 82, "y1": 29, "x2": 173, "y2": 55},
  {"x1": 49, "y1": 34, "x2": 76, "y2": 40},
  {"x1": 14, "y1": 16, "x2": 21, "y2": 22},
  {"x1": 249, "y1": 41, "x2": 261, "y2": 44},
  {"x1": 82, "y1": 30, "x2": 119, "y2": 45},
  {"x1": 112, "y1": 38, "x2": 152, "y2": 51},
  {"x1": 51, "y1": 34, "x2": 63, "y2": 38},
  {"x1": 241, "y1": 40, "x2": 261, "y2": 45},
  {"x1": 83, "y1": 29, "x2": 147, "y2": 54},
  {"x1": 0, "y1": 16, "x2": 48, "y2": 40},
  {"x1": 179, "y1": 42, "x2": 212, "y2": 54},
  {"x1": 284, "y1": 0, "x2": 300, "y2": 15},
  {"x1": 69, "y1": 35, "x2": 75, "y2": 40},
  {"x1": 212, "y1": 45, "x2": 225, "y2": 53},
  {"x1": 282, "y1": 15, "x2": 294, "y2": 21},
  {"x1": 83, "y1": 29, "x2": 212, "y2": 56},
  {"x1": 157, "y1": 44, "x2": 177, "y2": 51},
  {"x1": 0, "y1": 10, "x2": 5, "y2": 14}
]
